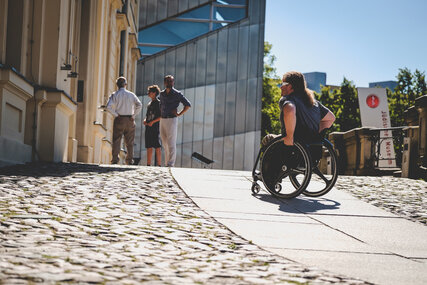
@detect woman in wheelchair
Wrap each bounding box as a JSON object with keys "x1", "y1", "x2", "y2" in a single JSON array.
[{"x1": 252, "y1": 71, "x2": 337, "y2": 199}]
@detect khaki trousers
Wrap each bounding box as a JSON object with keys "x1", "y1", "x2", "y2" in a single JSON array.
[
  {"x1": 112, "y1": 116, "x2": 135, "y2": 164},
  {"x1": 160, "y1": 117, "x2": 178, "y2": 167}
]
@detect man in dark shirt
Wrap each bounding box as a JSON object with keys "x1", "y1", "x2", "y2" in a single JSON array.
[
  {"x1": 159, "y1": 75, "x2": 191, "y2": 167},
  {"x1": 144, "y1": 85, "x2": 161, "y2": 166}
]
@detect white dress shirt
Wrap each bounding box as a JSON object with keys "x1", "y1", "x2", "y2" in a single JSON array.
[{"x1": 106, "y1": 87, "x2": 142, "y2": 117}]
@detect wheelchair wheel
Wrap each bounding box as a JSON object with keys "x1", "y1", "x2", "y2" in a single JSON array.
[
  {"x1": 299, "y1": 139, "x2": 338, "y2": 197},
  {"x1": 251, "y1": 183, "x2": 261, "y2": 194},
  {"x1": 260, "y1": 140, "x2": 312, "y2": 199}
]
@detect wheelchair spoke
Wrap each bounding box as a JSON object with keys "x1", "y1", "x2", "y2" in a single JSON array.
[
  {"x1": 290, "y1": 167, "x2": 306, "y2": 175},
  {"x1": 277, "y1": 169, "x2": 293, "y2": 180},
  {"x1": 313, "y1": 167, "x2": 331, "y2": 183}
]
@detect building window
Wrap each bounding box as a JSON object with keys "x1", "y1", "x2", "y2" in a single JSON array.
[{"x1": 138, "y1": 0, "x2": 247, "y2": 58}]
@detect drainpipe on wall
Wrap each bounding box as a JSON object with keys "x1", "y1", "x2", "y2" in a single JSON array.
[{"x1": 29, "y1": 1, "x2": 40, "y2": 162}]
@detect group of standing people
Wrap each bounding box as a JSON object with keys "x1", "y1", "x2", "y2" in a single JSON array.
[{"x1": 106, "y1": 75, "x2": 191, "y2": 167}]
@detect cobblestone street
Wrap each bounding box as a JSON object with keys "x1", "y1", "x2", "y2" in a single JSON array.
[
  {"x1": 1, "y1": 163, "x2": 425, "y2": 284},
  {"x1": 332, "y1": 175, "x2": 427, "y2": 225}
]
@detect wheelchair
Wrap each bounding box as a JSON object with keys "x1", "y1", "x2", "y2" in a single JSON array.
[{"x1": 251, "y1": 135, "x2": 338, "y2": 199}]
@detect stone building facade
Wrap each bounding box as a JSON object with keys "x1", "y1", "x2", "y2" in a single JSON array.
[{"x1": 0, "y1": 0, "x2": 140, "y2": 166}]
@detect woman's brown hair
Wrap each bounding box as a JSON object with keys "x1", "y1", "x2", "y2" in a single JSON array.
[
  {"x1": 147, "y1": 85, "x2": 160, "y2": 95},
  {"x1": 283, "y1": 71, "x2": 315, "y2": 106}
]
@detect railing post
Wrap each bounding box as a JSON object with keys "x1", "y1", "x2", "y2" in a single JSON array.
[
  {"x1": 328, "y1": 132, "x2": 345, "y2": 174},
  {"x1": 415, "y1": 95, "x2": 427, "y2": 177},
  {"x1": 401, "y1": 126, "x2": 419, "y2": 178}
]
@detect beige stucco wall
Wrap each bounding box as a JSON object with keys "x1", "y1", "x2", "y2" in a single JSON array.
[
  {"x1": 0, "y1": 0, "x2": 140, "y2": 166},
  {"x1": 0, "y1": 68, "x2": 33, "y2": 165},
  {"x1": 76, "y1": 0, "x2": 140, "y2": 164}
]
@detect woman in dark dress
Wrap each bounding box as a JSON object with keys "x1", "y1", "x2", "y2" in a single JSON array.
[{"x1": 144, "y1": 85, "x2": 162, "y2": 166}]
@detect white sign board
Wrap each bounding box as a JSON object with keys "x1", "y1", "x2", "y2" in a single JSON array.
[{"x1": 357, "y1": 88, "x2": 396, "y2": 168}]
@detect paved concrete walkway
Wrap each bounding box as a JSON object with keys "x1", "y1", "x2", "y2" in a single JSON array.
[{"x1": 172, "y1": 167, "x2": 427, "y2": 285}]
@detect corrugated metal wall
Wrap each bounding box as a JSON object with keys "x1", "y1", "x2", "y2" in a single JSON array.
[{"x1": 135, "y1": 0, "x2": 265, "y2": 170}]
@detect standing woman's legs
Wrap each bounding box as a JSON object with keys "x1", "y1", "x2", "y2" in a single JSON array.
[{"x1": 147, "y1": 148, "x2": 153, "y2": 166}]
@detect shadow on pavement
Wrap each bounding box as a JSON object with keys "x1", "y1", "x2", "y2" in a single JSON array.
[
  {"x1": 254, "y1": 192, "x2": 341, "y2": 214},
  {"x1": 0, "y1": 162, "x2": 137, "y2": 178}
]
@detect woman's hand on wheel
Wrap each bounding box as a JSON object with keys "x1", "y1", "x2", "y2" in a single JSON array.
[{"x1": 283, "y1": 135, "x2": 294, "y2": 146}]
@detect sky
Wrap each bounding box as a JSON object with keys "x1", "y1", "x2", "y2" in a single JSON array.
[{"x1": 264, "y1": 0, "x2": 427, "y2": 87}]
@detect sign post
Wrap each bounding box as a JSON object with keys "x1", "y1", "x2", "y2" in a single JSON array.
[{"x1": 357, "y1": 88, "x2": 396, "y2": 168}]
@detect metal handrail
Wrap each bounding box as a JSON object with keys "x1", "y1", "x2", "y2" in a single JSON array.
[{"x1": 367, "y1": 127, "x2": 406, "y2": 168}]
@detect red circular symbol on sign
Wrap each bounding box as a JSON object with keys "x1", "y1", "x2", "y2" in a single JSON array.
[{"x1": 366, "y1": 94, "x2": 379, "y2": 108}]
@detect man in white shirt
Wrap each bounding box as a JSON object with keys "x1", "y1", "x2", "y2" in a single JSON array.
[{"x1": 106, "y1": 77, "x2": 142, "y2": 165}]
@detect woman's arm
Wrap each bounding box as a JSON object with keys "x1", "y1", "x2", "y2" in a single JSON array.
[
  {"x1": 283, "y1": 103, "x2": 296, "y2": 146},
  {"x1": 319, "y1": 110, "x2": 335, "y2": 132}
]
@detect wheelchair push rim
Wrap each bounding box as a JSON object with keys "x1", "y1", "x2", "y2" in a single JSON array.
[
  {"x1": 292, "y1": 139, "x2": 338, "y2": 197},
  {"x1": 260, "y1": 140, "x2": 312, "y2": 199}
]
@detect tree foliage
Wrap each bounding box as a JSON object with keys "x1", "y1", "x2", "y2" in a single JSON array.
[
  {"x1": 389, "y1": 68, "x2": 427, "y2": 127},
  {"x1": 315, "y1": 78, "x2": 360, "y2": 132},
  {"x1": 262, "y1": 42, "x2": 281, "y2": 137}
]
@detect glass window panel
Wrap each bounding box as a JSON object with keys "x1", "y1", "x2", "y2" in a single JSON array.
[
  {"x1": 141, "y1": 21, "x2": 209, "y2": 45},
  {"x1": 217, "y1": 0, "x2": 247, "y2": 5},
  {"x1": 212, "y1": 22, "x2": 228, "y2": 30},
  {"x1": 139, "y1": 46, "x2": 166, "y2": 55},
  {"x1": 167, "y1": 21, "x2": 210, "y2": 41},
  {"x1": 138, "y1": 27, "x2": 182, "y2": 44},
  {"x1": 139, "y1": 23, "x2": 183, "y2": 45},
  {"x1": 177, "y1": 5, "x2": 211, "y2": 19},
  {"x1": 139, "y1": 2, "x2": 247, "y2": 59},
  {"x1": 214, "y1": 7, "x2": 245, "y2": 21}
]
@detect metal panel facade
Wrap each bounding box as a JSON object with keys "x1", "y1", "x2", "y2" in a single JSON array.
[{"x1": 136, "y1": 0, "x2": 265, "y2": 170}]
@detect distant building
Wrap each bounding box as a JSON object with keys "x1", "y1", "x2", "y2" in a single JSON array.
[
  {"x1": 369, "y1": 81, "x2": 398, "y2": 91},
  {"x1": 303, "y1": 72, "x2": 327, "y2": 93}
]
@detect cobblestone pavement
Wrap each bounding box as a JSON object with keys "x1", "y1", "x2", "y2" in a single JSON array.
[
  {"x1": 0, "y1": 163, "x2": 370, "y2": 284},
  {"x1": 331, "y1": 175, "x2": 427, "y2": 225}
]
